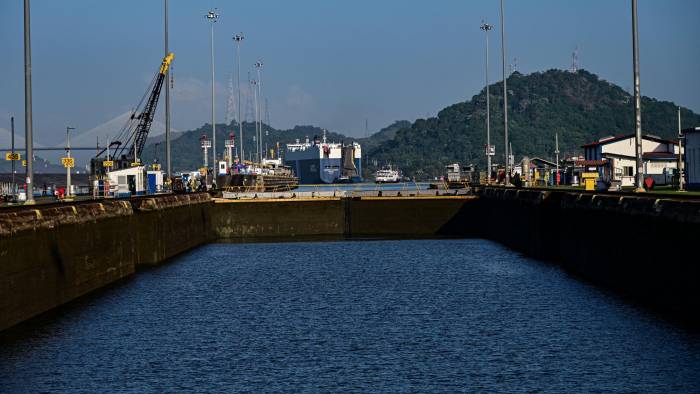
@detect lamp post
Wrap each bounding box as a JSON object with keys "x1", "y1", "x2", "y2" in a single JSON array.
[
  {"x1": 251, "y1": 78, "x2": 260, "y2": 163},
  {"x1": 23, "y1": 0, "x2": 35, "y2": 204},
  {"x1": 66, "y1": 126, "x2": 75, "y2": 199},
  {"x1": 255, "y1": 59, "x2": 264, "y2": 160},
  {"x1": 631, "y1": 0, "x2": 644, "y2": 192},
  {"x1": 205, "y1": 9, "x2": 219, "y2": 165},
  {"x1": 555, "y1": 133, "x2": 560, "y2": 186},
  {"x1": 233, "y1": 33, "x2": 244, "y2": 163},
  {"x1": 10, "y1": 116, "x2": 15, "y2": 186},
  {"x1": 678, "y1": 107, "x2": 685, "y2": 191},
  {"x1": 164, "y1": 0, "x2": 172, "y2": 183},
  {"x1": 480, "y1": 21, "x2": 494, "y2": 184},
  {"x1": 499, "y1": 0, "x2": 510, "y2": 185}
]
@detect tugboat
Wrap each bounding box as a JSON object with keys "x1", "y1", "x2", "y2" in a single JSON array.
[
  {"x1": 214, "y1": 134, "x2": 298, "y2": 192},
  {"x1": 429, "y1": 163, "x2": 478, "y2": 189},
  {"x1": 216, "y1": 158, "x2": 298, "y2": 192},
  {"x1": 374, "y1": 164, "x2": 401, "y2": 183}
]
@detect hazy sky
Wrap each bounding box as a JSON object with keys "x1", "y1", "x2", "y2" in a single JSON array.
[{"x1": 0, "y1": 0, "x2": 699, "y2": 146}]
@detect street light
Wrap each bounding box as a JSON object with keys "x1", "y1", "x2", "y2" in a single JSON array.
[
  {"x1": 480, "y1": 21, "x2": 494, "y2": 184},
  {"x1": 255, "y1": 59, "x2": 264, "y2": 161},
  {"x1": 24, "y1": 0, "x2": 35, "y2": 204},
  {"x1": 250, "y1": 78, "x2": 260, "y2": 163},
  {"x1": 164, "y1": 0, "x2": 172, "y2": 182},
  {"x1": 66, "y1": 126, "x2": 75, "y2": 199},
  {"x1": 499, "y1": 0, "x2": 510, "y2": 185},
  {"x1": 205, "y1": 9, "x2": 219, "y2": 165},
  {"x1": 631, "y1": 0, "x2": 644, "y2": 192},
  {"x1": 233, "y1": 33, "x2": 245, "y2": 162}
]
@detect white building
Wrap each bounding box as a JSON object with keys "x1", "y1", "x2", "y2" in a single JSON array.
[
  {"x1": 582, "y1": 134, "x2": 680, "y2": 186},
  {"x1": 682, "y1": 127, "x2": 700, "y2": 190},
  {"x1": 106, "y1": 166, "x2": 146, "y2": 197}
]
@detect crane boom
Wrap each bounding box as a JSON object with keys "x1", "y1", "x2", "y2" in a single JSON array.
[{"x1": 128, "y1": 53, "x2": 174, "y2": 163}]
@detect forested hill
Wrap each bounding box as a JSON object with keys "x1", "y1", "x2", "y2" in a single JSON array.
[{"x1": 366, "y1": 69, "x2": 700, "y2": 178}]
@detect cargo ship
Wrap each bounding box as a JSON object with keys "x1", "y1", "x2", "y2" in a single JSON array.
[{"x1": 284, "y1": 132, "x2": 362, "y2": 184}]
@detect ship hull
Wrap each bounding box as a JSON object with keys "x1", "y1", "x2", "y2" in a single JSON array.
[
  {"x1": 217, "y1": 173, "x2": 299, "y2": 192},
  {"x1": 284, "y1": 158, "x2": 363, "y2": 184}
]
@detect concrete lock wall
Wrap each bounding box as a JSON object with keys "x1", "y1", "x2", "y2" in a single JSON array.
[
  {"x1": 208, "y1": 196, "x2": 477, "y2": 239},
  {"x1": 210, "y1": 198, "x2": 345, "y2": 239},
  {"x1": 476, "y1": 187, "x2": 700, "y2": 319},
  {"x1": 0, "y1": 193, "x2": 213, "y2": 332}
]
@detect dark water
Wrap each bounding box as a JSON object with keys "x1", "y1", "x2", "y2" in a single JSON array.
[{"x1": 2, "y1": 239, "x2": 699, "y2": 392}]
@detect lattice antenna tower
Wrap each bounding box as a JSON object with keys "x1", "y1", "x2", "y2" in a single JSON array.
[
  {"x1": 225, "y1": 72, "x2": 236, "y2": 127},
  {"x1": 570, "y1": 46, "x2": 579, "y2": 73}
]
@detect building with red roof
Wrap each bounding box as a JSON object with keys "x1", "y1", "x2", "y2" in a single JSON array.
[{"x1": 582, "y1": 133, "x2": 681, "y2": 187}]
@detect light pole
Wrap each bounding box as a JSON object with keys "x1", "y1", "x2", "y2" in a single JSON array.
[
  {"x1": 23, "y1": 0, "x2": 35, "y2": 204},
  {"x1": 164, "y1": 0, "x2": 172, "y2": 183},
  {"x1": 10, "y1": 116, "x2": 15, "y2": 187},
  {"x1": 499, "y1": 0, "x2": 510, "y2": 185},
  {"x1": 255, "y1": 59, "x2": 264, "y2": 160},
  {"x1": 631, "y1": 0, "x2": 644, "y2": 192},
  {"x1": 678, "y1": 107, "x2": 685, "y2": 191},
  {"x1": 480, "y1": 21, "x2": 494, "y2": 184},
  {"x1": 251, "y1": 78, "x2": 260, "y2": 163},
  {"x1": 555, "y1": 133, "x2": 560, "y2": 186},
  {"x1": 206, "y1": 9, "x2": 219, "y2": 166},
  {"x1": 66, "y1": 126, "x2": 75, "y2": 198},
  {"x1": 233, "y1": 33, "x2": 244, "y2": 163}
]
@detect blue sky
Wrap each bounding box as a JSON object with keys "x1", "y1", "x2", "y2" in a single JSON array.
[{"x1": 0, "y1": 0, "x2": 699, "y2": 146}]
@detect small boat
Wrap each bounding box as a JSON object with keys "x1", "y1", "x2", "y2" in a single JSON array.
[{"x1": 374, "y1": 165, "x2": 401, "y2": 183}]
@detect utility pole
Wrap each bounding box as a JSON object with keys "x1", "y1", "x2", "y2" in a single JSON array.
[
  {"x1": 678, "y1": 107, "x2": 685, "y2": 191},
  {"x1": 500, "y1": 0, "x2": 510, "y2": 185},
  {"x1": 555, "y1": 133, "x2": 560, "y2": 186},
  {"x1": 164, "y1": 0, "x2": 172, "y2": 182},
  {"x1": 480, "y1": 21, "x2": 494, "y2": 184},
  {"x1": 233, "y1": 33, "x2": 244, "y2": 164},
  {"x1": 66, "y1": 126, "x2": 75, "y2": 199},
  {"x1": 24, "y1": 0, "x2": 35, "y2": 204},
  {"x1": 206, "y1": 9, "x2": 219, "y2": 165},
  {"x1": 10, "y1": 117, "x2": 15, "y2": 186},
  {"x1": 631, "y1": 0, "x2": 644, "y2": 192}
]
